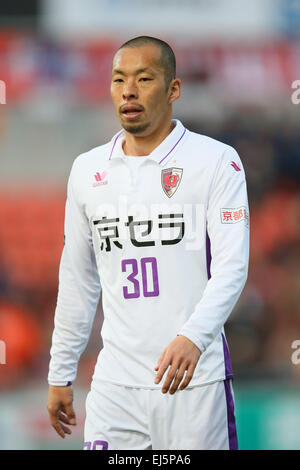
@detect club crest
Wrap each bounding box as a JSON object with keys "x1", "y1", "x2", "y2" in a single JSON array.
[{"x1": 161, "y1": 167, "x2": 183, "y2": 198}]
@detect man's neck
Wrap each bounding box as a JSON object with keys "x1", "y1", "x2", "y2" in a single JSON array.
[{"x1": 122, "y1": 119, "x2": 175, "y2": 156}]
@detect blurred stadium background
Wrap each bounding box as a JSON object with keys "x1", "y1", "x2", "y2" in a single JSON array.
[{"x1": 1, "y1": 0, "x2": 300, "y2": 450}]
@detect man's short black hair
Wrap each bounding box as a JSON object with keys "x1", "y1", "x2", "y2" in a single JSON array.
[{"x1": 118, "y1": 36, "x2": 176, "y2": 88}]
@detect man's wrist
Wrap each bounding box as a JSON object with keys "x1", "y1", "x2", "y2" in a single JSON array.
[{"x1": 177, "y1": 331, "x2": 204, "y2": 353}]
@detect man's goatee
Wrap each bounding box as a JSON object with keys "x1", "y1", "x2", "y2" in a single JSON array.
[{"x1": 123, "y1": 122, "x2": 151, "y2": 134}]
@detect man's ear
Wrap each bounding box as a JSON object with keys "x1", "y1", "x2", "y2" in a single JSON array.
[{"x1": 168, "y1": 78, "x2": 181, "y2": 104}]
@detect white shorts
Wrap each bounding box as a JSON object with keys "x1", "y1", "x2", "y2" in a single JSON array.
[{"x1": 83, "y1": 378, "x2": 238, "y2": 450}]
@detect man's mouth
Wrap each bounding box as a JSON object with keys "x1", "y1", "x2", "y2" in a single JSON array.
[{"x1": 120, "y1": 105, "x2": 144, "y2": 120}]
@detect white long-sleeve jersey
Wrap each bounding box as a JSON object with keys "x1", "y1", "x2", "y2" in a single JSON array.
[{"x1": 48, "y1": 119, "x2": 249, "y2": 389}]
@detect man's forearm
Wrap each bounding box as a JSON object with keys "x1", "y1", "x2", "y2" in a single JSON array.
[{"x1": 48, "y1": 246, "x2": 101, "y2": 385}]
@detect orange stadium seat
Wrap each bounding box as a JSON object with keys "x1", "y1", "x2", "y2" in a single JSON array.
[
  {"x1": 0, "y1": 301, "x2": 42, "y2": 388},
  {"x1": 0, "y1": 188, "x2": 65, "y2": 290}
]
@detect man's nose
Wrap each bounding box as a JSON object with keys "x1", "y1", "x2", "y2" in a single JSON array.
[{"x1": 122, "y1": 80, "x2": 138, "y2": 100}]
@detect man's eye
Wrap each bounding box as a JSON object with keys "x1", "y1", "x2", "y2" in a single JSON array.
[
  {"x1": 113, "y1": 79, "x2": 123, "y2": 83},
  {"x1": 140, "y1": 77, "x2": 152, "y2": 82}
]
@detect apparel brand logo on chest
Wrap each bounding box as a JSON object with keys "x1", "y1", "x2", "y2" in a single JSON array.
[
  {"x1": 93, "y1": 170, "x2": 108, "y2": 187},
  {"x1": 161, "y1": 167, "x2": 183, "y2": 198}
]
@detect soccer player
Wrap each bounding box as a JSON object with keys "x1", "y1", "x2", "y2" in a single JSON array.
[{"x1": 47, "y1": 36, "x2": 249, "y2": 450}]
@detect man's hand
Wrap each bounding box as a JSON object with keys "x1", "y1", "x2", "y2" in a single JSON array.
[
  {"x1": 154, "y1": 335, "x2": 201, "y2": 394},
  {"x1": 47, "y1": 385, "x2": 77, "y2": 438}
]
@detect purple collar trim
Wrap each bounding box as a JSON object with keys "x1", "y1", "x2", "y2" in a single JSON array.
[
  {"x1": 108, "y1": 130, "x2": 123, "y2": 160},
  {"x1": 158, "y1": 128, "x2": 186, "y2": 164},
  {"x1": 108, "y1": 127, "x2": 186, "y2": 164}
]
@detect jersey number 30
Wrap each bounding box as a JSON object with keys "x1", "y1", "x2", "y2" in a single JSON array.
[{"x1": 122, "y1": 257, "x2": 159, "y2": 299}]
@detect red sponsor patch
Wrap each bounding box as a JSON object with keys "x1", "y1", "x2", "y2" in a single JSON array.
[{"x1": 221, "y1": 206, "x2": 249, "y2": 226}]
